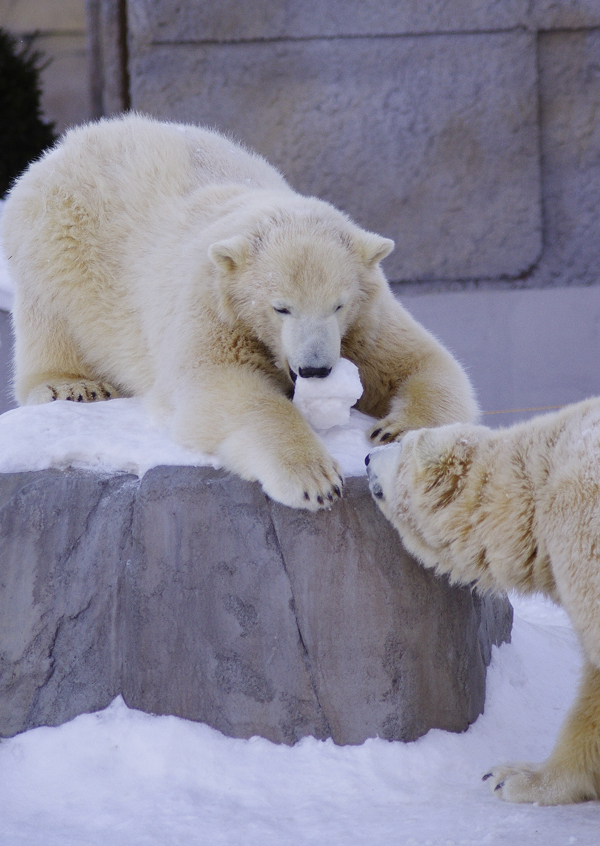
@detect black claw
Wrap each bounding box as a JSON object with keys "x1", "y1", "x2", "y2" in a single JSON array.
[
  {"x1": 494, "y1": 782, "x2": 505, "y2": 792},
  {"x1": 90, "y1": 391, "x2": 97, "y2": 400},
  {"x1": 333, "y1": 485, "x2": 341, "y2": 497},
  {"x1": 66, "y1": 396, "x2": 73, "y2": 401},
  {"x1": 77, "y1": 394, "x2": 84, "y2": 402},
  {"x1": 380, "y1": 432, "x2": 392, "y2": 442},
  {"x1": 317, "y1": 495, "x2": 324, "y2": 505},
  {"x1": 303, "y1": 491, "x2": 310, "y2": 501},
  {"x1": 482, "y1": 773, "x2": 492, "y2": 781},
  {"x1": 371, "y1": 428, "x2": 381, "y2": 439},
  {"x1": 364, "y1": 454, "x2": 370, "y2": 466}
]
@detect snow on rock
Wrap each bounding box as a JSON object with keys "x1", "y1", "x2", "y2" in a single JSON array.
[
  {"x1": 0, "y1": 394, "x2": 376, "y2": 478},
  {"x1": 293, "y1": 358, "x2": 363, "y2": 430},
  {"x1": 0, "y1": 398, "x2": 219, "y2": 477}
]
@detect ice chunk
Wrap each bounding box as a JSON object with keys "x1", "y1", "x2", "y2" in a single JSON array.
[{"x1": 293, "y1": 358, "x2": 363, "y2": 431}]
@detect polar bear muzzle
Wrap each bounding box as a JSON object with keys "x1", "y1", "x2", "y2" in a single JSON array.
[
  {"x1": 366, "y1": 442, "x2": 405, "y2": 502},
  {"x1": 281, "y1": 314, "x2": 341, "y2": 382}
]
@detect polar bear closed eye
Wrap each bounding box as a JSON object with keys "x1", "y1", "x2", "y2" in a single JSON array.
[
  {"x1": 2, "y1": 113, "x2": 478, "y2": 510},
  {"x1": 367, "y1": 398, "x2": 600, "y2": 804}
]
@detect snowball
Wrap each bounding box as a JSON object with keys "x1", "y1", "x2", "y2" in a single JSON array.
[{"x1": 293, "y1": 358, "x2": 363, "y2": 431}]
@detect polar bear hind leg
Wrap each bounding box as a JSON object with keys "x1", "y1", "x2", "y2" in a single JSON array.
[
  {"x1": 13, "y1": 311, "x2": 121, "y2": 405},
  {"x1": 484, "y1": 660, "x2": 600, "y2": 804}
]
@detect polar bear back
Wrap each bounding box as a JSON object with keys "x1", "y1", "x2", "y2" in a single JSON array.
[
  {"x1": 2, "y1": 115, "x2": 293, "y2": 399},
  {"x1": 5, "y1": 114, "x2": 289, "y2": 236}
]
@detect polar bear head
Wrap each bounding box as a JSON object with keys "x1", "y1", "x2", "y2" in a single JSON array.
[
  {"x1": 208, "y1": 200, "x2": 394, "y2": 381},
  {"x1": 366, "y1": 424, "x2": 492, "y2": 583}
]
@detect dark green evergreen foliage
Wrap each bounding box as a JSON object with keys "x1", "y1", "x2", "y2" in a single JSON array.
[{"x1": 0, "y1": 27, "x2": 57, "y2": 199}]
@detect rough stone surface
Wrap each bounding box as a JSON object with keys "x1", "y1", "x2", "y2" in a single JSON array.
[
  {"x1": 531, "y1": 30, "x2": 600, "y2": 290},
  {"x1": 130, "y1": 32, "x2": 541, "y2": 283},
  {"x1": 123, "y1": 467, "x2": 329, "y2": 744},
  {"x1": 127, "y1": 0, "x2": 600, "y2": 42},
  {"x1": 0, "y1": 470, "x2": 134, "y2": 736},
  {"x1": 269, "y1": 480, "x2": 501, "y2": 744},
  {"x1": 0, "y1": 467, "x2": 512, "y2": 743},
  {"x1": 86, "y1": 0, "x2": 130, "y2": 116},
  {"x1": 530, "y1": 0, "x2": 600, "y2": 29}
]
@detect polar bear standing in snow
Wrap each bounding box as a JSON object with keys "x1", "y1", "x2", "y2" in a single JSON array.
[
  {"x1": 2, "y1": 113, "x2": 478, "y2": 509},
  {"x1": 366, "y1": 397, "x2": 600, "y2": 804}
]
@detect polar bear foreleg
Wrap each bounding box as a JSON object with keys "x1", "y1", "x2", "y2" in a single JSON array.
[
  {"x1": 345, "y1": 297, "x2": 479, "y2": 442},
  {"x1": 170, "y1": 367, "x2": 344, "y2": 511},
  {"x1": 485, "y1": 660, "x2": 600, "y2": 804}
]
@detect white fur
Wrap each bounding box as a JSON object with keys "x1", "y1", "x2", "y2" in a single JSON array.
[
  {"x1": 2, "y1": 114, "x2": 478, "y2": 510},
  {"x1": 367, "y1": 398, "x2": 600, "y2": 804}
]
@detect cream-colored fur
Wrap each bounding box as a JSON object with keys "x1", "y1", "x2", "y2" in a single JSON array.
[
  {"x1": 366, "y1": 397, "x2": 600, "y2": 804},
  {"x1": 2, "y1": 113, "x2": 478, "y2": 509}
]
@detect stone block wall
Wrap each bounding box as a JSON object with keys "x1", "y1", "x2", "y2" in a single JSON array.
[{"x1": 89, "y1": 0, "x2": 600, "y2": 291}]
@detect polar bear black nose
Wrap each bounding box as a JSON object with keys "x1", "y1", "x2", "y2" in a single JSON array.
[{"x1": 298, "y1": 366, "x2": 331, "y2": 379}]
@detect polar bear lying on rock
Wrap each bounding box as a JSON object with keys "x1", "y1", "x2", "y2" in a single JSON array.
[
  {"x1": 366, "y1": 397, "x2": 600, "y2": 804},
  {"x1": 2, "y1": 113, "x2": 477, "y2": 509}
]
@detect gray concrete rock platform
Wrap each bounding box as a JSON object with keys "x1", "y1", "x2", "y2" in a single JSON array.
[{"x1": 0, "y1": 467, "x2": 512, "y2": 744}]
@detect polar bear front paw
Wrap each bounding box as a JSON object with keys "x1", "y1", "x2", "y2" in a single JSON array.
[
  {"x1": 299, "y1": 464, "x2": 345, "y2": 512},
  {"x1": 264, "y1": 458, "x2": 345, "y2": 512},
  {"x1": 26, "y1": 380, "x2": 120, "y2": 405},
  {"x1": 369, "y1": 415, "x2": 407, "y2": 445},
  {"x1": 483, "y1": 763, "x2": 597, "y2": 805}
]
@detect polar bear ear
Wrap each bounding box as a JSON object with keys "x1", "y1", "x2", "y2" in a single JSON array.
[
  {"x1": 414, "y1": 429, "x2": 476, "y2": 504},
  {"x1": 208, "y1": 237, "x2": 249, "y2": 273},
  {"x1": 354, "y1": 231, "x2": 395, "y2": 267},
  {"x1": 416, "y1": 429, "x2": 472, "y2": 469},
  {"x1": 413, "y1": 430, "x2": 445, "y2": 470}
]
